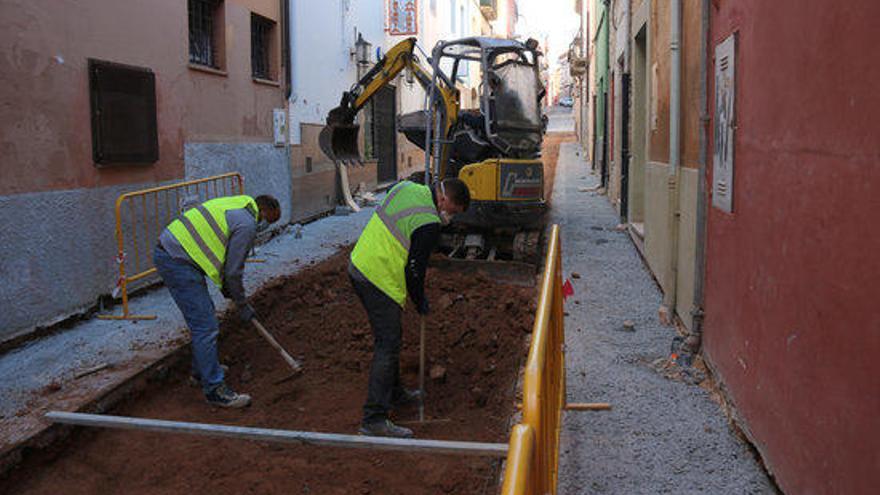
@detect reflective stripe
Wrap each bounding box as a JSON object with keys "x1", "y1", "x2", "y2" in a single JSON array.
[
  {"x1": 376, "y1": 208, "x2": 411, "y2": 250},
  {"x1": 374, "y1": 185, "x2": 439, "y2": 250},
  {"x1": 381, "y1": 183, "x2": 406, "y2": 209},
  {"x1": 196, "y1": 205, "x2": 228, "y2": 245},
  {"x1": 389, "y1": 206, "x2": 439, "y2": 222},
  {"x1": 178, "y1": 214, "x2": 224, "y2": 273}
]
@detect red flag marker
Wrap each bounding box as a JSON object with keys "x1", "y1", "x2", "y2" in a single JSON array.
[{"x1": 562, "y1": 279, "x2": 574, "y2": 300}]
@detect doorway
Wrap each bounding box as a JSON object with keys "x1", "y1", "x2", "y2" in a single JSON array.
[{"x1": 629, "y1": 26, "x2": 648, "y2": 225}]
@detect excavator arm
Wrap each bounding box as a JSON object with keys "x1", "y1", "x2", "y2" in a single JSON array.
[{"x1": 320, "y1": 37, "x2": 458, "y2": 166}]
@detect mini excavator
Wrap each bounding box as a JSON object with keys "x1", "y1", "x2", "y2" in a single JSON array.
[{"x1": 320, "y1": 36, "x2": 547, "y2": 264}]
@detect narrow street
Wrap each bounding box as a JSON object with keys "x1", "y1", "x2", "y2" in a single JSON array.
[
  {"x1": 2, "y1": 1, "x2": 877, "y2": 493},
  {"x1": 547, "y1": 109, "x2": 774, "y2": 493}
]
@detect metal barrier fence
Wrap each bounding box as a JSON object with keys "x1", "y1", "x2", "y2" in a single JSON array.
[
  {"x1": 98, "y1": 173, "x2": 244, "y2": 320},
  {"x1": 502, "y1": 224, "x2": 566, "y2": 495}
]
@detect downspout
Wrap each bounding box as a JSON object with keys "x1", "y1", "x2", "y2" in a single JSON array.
[
  {"x1": 282, "y1": 0, "x2": 293, "y2": 223},
  {"x1": 685, "y1": 0, "x2": 711, "y2": 353},
  {"x1": 662, "y1": 0, "x2": 682, "y2": 320}
]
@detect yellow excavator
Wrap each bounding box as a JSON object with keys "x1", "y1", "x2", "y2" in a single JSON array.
[{"x1": 320, "y1": 36, "x2": 547, "y2": 263}]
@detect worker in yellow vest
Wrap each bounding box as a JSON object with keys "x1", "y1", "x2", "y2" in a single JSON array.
[
  {"x1": 153, "y1": 194, "x2": 281, "y2": 408},
  {"x1": 349, "y1": 178, "x2": 470, "y2": 437}
]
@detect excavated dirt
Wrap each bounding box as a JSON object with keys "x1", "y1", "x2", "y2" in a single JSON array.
[
  {"x1": 542, "y1": 131, "x2": 576, "y2": 206},
  {"x1": 2, "y1": 250, "x2": 536, "y2": 495}
]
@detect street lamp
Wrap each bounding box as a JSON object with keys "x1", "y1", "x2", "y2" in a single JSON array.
[{"x1": 355, "y1": 33, "x2": 372, "y2": 67}]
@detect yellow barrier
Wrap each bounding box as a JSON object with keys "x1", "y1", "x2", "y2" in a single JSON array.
[
  {"x1": 98, "y1": 173, "x2": 244, "y2": 320},
  {"x1": 502, "y1": 224, "x2": 566, "y2": 495}
]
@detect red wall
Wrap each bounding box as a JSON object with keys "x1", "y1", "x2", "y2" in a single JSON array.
[{"x1": 704, "y1": 2, "x2": 880, "y2": 494}]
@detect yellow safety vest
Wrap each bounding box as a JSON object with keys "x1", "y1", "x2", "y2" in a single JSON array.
[
  {"x1": 166, "y1": 195, "x2": 258, "y2": 287},
  {"x1": 351, "y1": 181, "x2": 441, "y2": 306}
]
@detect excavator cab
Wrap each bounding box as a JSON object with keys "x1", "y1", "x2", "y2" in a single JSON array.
[{"x1": 320, "y1": 36, "x2": 548, "y2": 262}]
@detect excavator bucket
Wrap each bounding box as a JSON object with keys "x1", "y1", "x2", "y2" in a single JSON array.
[{"x1": 319, "y1": 122, "x2": 362, "y2": 166}]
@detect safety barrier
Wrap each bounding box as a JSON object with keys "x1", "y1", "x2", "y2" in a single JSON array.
[
  {"x1": 98, "y1": 173, "x2": 244, "y2": 320},
  {"x1": 501, "y1": 224, "x2": 566, "y2": 495}
]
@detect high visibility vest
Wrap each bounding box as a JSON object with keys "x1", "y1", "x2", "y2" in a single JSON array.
[
  {"x1": 351, "y1": 181, "x2": 441, "y2": 307},
  {"x1": 166, "y1": 195, "x2": 258, "y2": 287}
]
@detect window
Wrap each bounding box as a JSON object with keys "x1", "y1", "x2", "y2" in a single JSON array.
[
  {"x1": 88, "y1": 59, "x2": 158, "y2": 165},
  {"x1": 251, "y1": 13, "x2": 276, "y2": 80},
  {"x1": 188, "y1": 0, "x2": 224, "y2": 68}
]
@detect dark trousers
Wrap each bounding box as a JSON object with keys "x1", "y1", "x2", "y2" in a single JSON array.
[{"x1": 349, "y1": 263, "x2": 405, "y2": 424}]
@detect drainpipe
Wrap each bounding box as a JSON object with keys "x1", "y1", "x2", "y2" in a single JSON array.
[
  {"x1": 686, "y1": 0, "x2": 711, "y2": 353},
  {"x1": 662, "y1": 0, "x2": 682, "y2": 321},
  {"x1": 282, "y1": 0, "x2": 294, "y2": 223},
  {"x1": 624, "y1": 0, "x2": 632, "y2": 74}
]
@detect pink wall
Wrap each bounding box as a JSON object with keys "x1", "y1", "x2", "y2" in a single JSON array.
[
  {"x1": 704, "y1": 1, "x2": 880, "y2": 493},
  {"x1": 0, "y1": 0, "x2": 283, "y2": 196}
]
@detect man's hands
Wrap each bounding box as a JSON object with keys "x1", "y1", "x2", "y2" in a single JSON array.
[
  {"x1": 238, "y1": 304, "x2": 257, "y2": 323},
  {"x1": 417, "y1": 298, "x2": 430, "y2": 316}
]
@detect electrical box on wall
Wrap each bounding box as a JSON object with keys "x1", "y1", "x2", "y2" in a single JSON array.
[
  {"x1": 273, "y1": 108, "x2": 287, "y2": 147},
  {"x1": 712, "y1": 34, "x2": 736, "y2": 213}
]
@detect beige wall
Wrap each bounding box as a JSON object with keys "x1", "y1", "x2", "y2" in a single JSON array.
[
  {"x1": 637, "y1": 0, "x2": 704, "y2": 329},
  {"x1": 0, "y1": 0, "x2": 285, "y2": 196}
]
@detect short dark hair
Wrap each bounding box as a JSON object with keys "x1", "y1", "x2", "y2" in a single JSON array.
[
  {"x1": 255, "y1": 194, "x2": 281, "y2": 215},
  {"x1": 441, "y1": 178, "x2": 471, "y2": 211}
]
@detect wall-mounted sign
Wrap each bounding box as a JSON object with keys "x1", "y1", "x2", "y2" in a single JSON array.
[
  {"x1": 712, "y1": 33, "x2": 736, "y2": 213},
  {"x1": 388, "y1": 0, "x2": 418, "y2": 36}
]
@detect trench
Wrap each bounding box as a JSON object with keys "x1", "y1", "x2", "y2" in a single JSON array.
[{"x1": 1, "y1": 250, "x2": 536, "y2": 495}]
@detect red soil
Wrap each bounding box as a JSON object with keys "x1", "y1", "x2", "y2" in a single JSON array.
[{"x1": 2, "y1": 250, "x2": 535, "y2": 495}]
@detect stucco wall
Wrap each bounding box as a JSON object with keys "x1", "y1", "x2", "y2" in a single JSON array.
[
  {"x1": 705, "y1": 2, "x2": 880, "y2": 493},
  {"x1": 185, "y1": 143, "x2": 291, "y2": 226},
  {"x1": 0, "y1": 0, "x2": 287, "y2": 342},
  {"x1": 0, "y1": 184, "x2": 149, "y2": 343},
  {"x1": 288, "y1": 0, "x2": 385, "y2": 144},
  {"x1": 643, "y1": 161, "x2": 670, "y2": 290}
]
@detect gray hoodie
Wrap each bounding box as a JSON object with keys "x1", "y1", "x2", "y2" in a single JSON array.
[{"x1": 158, "y1": 207, "x2": 256, "y2": 306}]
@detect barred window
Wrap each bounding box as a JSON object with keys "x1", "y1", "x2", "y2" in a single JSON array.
[
  {"x1": 251, "y1": 14, "x2": 275, "y2": 80},
  {"x1": 189, "y1": 0, "x2": 222, "y2": 68}
]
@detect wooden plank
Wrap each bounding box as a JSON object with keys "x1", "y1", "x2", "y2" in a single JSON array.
[
  {"x1": 45, "y1": 411, "x2": 508, "y2": 457},
  {"x1": 565, "y1": 402, "x2": 612, "y2": 411}
]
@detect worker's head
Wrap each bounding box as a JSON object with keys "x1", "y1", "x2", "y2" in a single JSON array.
[
  {"x1": 255, "y1": 195, "x2": 281, "y2": 231},
  {"x1": 436, "y1": 178, "x2": 471, "y2": 224}
]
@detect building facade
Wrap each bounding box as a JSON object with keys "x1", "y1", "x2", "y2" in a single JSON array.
[
  {"x1": 576, "y1": 0, "x2": 880, "y2": 492},
  {"x1": 0, "y1": 0, "x2": 290, "y2": 343},
  {"x1": 703, "y1": 1, "x2": 880, "y2": 492}
]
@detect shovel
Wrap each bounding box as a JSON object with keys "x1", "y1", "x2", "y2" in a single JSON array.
[
  {"x1": 418, "y1": 316, "x2": 426, "y2": 422},
  {"x1": 251, "y1": 318, "x2": 303, "y2": 376}
]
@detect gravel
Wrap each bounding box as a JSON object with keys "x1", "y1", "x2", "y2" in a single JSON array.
[{"x1": 549, "y1": 113, "x2": 775, "y2": 493}]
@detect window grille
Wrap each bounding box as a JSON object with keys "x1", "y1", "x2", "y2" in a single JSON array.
[
  {"x1": 189, "y1": 0, "x2": 220, "y2": 67},
  {"x1": 251, "y1": 14, "x2": 274, "y2": 79}
]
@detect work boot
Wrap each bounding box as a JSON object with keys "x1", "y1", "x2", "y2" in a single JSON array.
[
  {"x1": 189, "y1": 364, "x2": 229, "y2": 387},
  {"x1": 391, "y1": 388, "x2": 423, "y2": 407},
  {"x1": 205, "y1": 384, "x2": 251, "y2": 408},
  {"x1": 358, "y1": 419, "x2": 413, "y2": 438}
]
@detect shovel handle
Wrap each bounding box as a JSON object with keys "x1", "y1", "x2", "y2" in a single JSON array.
[
  {"x1": 419, "y1": 316, "x2": 426, "y2": 422},
  {"x1": 251, "y1": 319, "x2": 302, "y2": 372}
]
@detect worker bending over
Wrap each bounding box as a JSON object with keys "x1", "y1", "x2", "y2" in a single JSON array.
[
  {"x1": 349, "y1": 178, "x2": 470, "y2": 438},
  {"x1": 154, "y1": 194, "x2": 281, "y2": 408}
]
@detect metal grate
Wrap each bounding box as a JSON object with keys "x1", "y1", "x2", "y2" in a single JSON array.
[
  {"x1": 251, "y1": 13, "x2": 274, "y2": 79},
  {"x1": 88, "y1": 59, "x2": 158, "y2": 165},
  {"x1": 189, "y1": 0, "x2": 219, "y2": 67}
]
